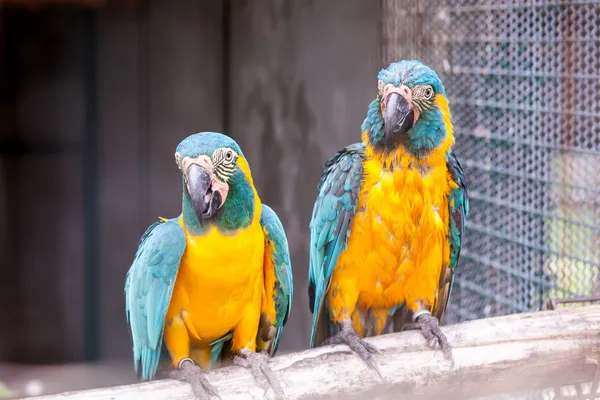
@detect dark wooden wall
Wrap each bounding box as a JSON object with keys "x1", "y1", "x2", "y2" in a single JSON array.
[
  {"x1": 0, "y1": 0, "x2": 381, "y2": 363},
  {"x1": 0, "y1": 8, "x2": 88, "y2": 362},
  {"x1": 96, "y1": 0, "x2": 225, "y2": 361},
  {"x1": 229, "y1": 0, "x2": 381, "y2": 350}
]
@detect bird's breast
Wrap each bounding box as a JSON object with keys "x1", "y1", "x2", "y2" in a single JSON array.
[
  {"x1": 170, "y1": 217, "x2": 265, "y2": 342},
  {"x1": 337, "y1": 160, "x2": 452, "y2": 307}
]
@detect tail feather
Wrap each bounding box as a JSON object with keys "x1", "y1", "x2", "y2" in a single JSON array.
[
  {"x1": 391, "y1": 304, "x2": 411, "y2": 333},
  {"x1": 140, "y1": 346, "x2": 162, "y2": 381},
  {"x1": 309, "y1": 297, "x2": 324, "y2": 348},
  {"x1": 209, "y1": 332, "x2": 233, "y2": 369},
  {"x1": 310, "y1": 304, "x2": 338, "y2": 348}
]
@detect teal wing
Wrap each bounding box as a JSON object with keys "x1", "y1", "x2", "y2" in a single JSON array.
[
  {"x1": 433, "y1": 151, "x2": 469, "y2": 322},
  {"x1": 125, "y1": 218, "x2": 186, "y2": 381},
  {"x1": 308, "y1": 142, "x2": 365, "y2": 348},
  {"x1": 260, "y1": 204, "x2": 293, "y2": 356}
]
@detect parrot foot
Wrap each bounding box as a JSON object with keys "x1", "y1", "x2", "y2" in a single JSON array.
[
  {"x1": 322, "y1": 320, "x2": 383, "y2": 379},
  {"x1": 402, "y1": 312, "x2": 454, "y2": 363},
  {"x1": 176, "y1": 358, "x2": 221, "y2": 400},
  {"x1": 233, "y1": 348, "x2": 285, "y2": 400}
]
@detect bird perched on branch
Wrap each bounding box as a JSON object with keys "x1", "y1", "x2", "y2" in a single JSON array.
[
  {"x1": 308, "y1": 60, "x2": 469, "y2": 372},
  {"x1": 125, "y1": 132, "x2": 293, "y2": 399}
]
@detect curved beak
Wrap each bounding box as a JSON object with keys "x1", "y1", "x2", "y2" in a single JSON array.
[
  {"x1": 384, "y1": 92, "x2": 415, "y2": 139},
  {"x1": 186, "y1": 164, "x2": 223, "y2": 220}
]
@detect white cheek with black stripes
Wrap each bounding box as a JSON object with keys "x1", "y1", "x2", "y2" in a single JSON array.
[{"x1": 211, "y1": 147, "x2": 238, "y2": 183}]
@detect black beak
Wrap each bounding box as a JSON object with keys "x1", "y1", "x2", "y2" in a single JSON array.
[
  {"x1": 384, "y1": 92, "x2": 414, "y2": 138},
  {"x1": 186, "y1": 164, "x2": 222, "y2": 220}
]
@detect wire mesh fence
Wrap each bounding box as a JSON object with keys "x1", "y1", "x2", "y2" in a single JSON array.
[{"x1": 382, "y1": 0, "x2": 600, "y2": 324}]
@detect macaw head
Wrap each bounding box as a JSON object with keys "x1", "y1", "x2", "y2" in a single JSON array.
[
  {"x1": 175, "y1": 132, "x2": 255, "y2": 232},
  {"x1": 362, "y1": 60, "x2": 451, "y2": 155}
]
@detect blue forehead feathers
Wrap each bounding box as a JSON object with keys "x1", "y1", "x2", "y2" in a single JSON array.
[
  {"x1": 176, "y1": 132, "x2": 244, "y2": 159},
  {"x1": 378, "y1": 60, "x2": 446, "y2": 97}
]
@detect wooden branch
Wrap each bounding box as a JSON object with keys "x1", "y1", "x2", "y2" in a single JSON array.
[{"x1": 31, "y1": 306, "x2": 600, "y2": 400}]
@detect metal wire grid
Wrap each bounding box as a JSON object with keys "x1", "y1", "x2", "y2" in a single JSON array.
[{"x1": 383, "y1": 0, "x2": 600, "y2": 324}]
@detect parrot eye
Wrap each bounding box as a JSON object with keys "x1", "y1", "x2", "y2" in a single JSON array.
[
  {"x1": 424, "y1": 86, "x2": 434, "y2": 100},
  {"x1": 225, "y1": 150, "x2": 233, "y2": 161}
]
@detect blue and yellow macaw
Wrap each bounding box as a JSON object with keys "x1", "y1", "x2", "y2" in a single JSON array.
[
  {"x1": 125, "y1": 132, "x2": 293, "y2": 399},
  {"x1": 308, "y1": 60, "x2": 469, "y2": 369}
]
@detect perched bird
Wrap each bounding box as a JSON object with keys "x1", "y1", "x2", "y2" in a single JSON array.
[
  {"x1": 308, "y1": 60, "x2": 469, "y2": 370},
  {"x1": 125, "y1": 132, "x2": 293, "y2": 399}
]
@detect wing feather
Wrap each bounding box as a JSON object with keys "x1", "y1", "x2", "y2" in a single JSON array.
[
  {"x1": 432, "y1": 151, "x2": 469, "y2": 322},
  {"x1": 260, "y1": 204, "x2": 293, "y2": 355},
  {"x1": 124, "y1": 218, "x2": 186, "y2": 380},
  {"x1": 308, "y1": 142, "x2": 365, "y2": 347}
]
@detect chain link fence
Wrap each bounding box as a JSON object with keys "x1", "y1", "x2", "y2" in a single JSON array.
[{"x1": 382, "y1": 0, "x2": 600, "y2": 324}]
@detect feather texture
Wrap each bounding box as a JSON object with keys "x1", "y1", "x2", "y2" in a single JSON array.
[
  {"x1": 308, "y1": 143, "x2": 365, "y2": 347},
  {"x1": 260, "y1": 204, "x2": 294, "y2": 355},
  {"x1": 433, "y1": 151, "x2": 469, "y2": 322},
  {"x1": 308, "y1": 61, "x2": 469, "y2": 345},
  {"x1": 125, "y1": 218, "x2": 186, "y2": 380}
]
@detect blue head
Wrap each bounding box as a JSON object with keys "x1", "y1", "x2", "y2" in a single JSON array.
[
  {"x1": 175, "y1": 132, "x2": 255, "y2": 234},
  {"x1": 361, "y1": 60, "x2": 450, "y2": 155}
]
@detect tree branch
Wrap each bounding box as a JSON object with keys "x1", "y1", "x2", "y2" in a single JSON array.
[{"x1": 31, "y1": 305, "x2": 600, "y2": 399}]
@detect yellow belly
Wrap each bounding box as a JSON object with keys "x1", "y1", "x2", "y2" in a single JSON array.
[
  {"x1": 167, "y1": 217, "x2": 265, "y2": 343},
  {"x1": 329, "y1": 161, "x2": 452, "y2": 321}
]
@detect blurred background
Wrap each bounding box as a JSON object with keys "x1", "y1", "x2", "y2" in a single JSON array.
[{"x1": 0, "y1": 0, "x2": 598, "y2": 398}]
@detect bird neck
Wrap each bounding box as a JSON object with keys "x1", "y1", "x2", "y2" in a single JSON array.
[{"x1": 361, "y1": 94, "x2": 455, "y2": 167}]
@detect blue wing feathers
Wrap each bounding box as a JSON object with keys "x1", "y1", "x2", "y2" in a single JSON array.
[
  {"x1": 260, "y1": 204, "x2": 293, "y2": 354},
  {"x1": 308, "y1": 143, "x2": 365, "y2": 347},
  {"x1": 125, "y1": 218, "x2": 186, "y2": 381},
  {"x1": 447, "y1": 151, "x2": 469, "y2": 270},
  {"x1": 441, "y1": 151, "x2": 469, "y2": 312}
]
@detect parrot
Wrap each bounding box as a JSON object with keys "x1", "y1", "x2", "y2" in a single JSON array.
[
  {"x1": 125, "y1": 132, "x2": 293, "y2": 399},
  {"x1": 308, "y1": 60, "x2": 469, "y2": 371}
]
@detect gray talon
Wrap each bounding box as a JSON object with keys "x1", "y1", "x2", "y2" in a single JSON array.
[
  {"x1": 234, "y1": 348, "x2": 285, "y2": 400},
  {"x1": 176, "y1": 358, "x2": 221, "y2": 400},
  {"x1": 323, "y1": 320, "x2": 383, "y2": 380},
  {"x1": 405, "y1": 314, "x2": 453, "y2": 361}
]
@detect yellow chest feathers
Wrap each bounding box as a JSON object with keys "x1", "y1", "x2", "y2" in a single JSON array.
[
  {"x1": 361, "y1": 157, "x2": 451, "y2": 239},
  {"x1": 177, "y1": 217, "x2": 265, "y2": 290},
  {"x1": 168, "y1": 218, "x2": 265, "y2": 342},
  {"x1": 337, "y1": 156, "x2": 453, "y2": 308}
]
